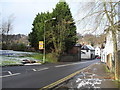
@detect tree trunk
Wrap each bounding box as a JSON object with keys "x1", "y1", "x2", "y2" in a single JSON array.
[
  {"x1": 104, "y1": 2, "x2": 120, "y2": 80},
  {"x1": 112, "y1": 31, "x2": 120, "y2": 80}
]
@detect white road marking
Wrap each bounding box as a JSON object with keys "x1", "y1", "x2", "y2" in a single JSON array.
[
  {"x1": 2, "y1": 71, "x2": 13, "y2": 75},
  {"x1": 0, "y1": 73, "x2": 21, "y2": 78},
  {"x1": 8, "y1": 71, "x2": 12, "y2": 75},
  {"x1": 55, "y1": 62, "x2": 83, "y2": 67},
  {"x1": 33, "y1": 69, "x2": 37, "y2": 71},
  {"x1": 38, "y1": 68, "x2": 49, "y2": 71},
  {"x1": 55, "y1": 64, "x2": 72, "y2": 67},
  {"x1": 55, "y1": 61, "x2": 95, "y2": 67}
]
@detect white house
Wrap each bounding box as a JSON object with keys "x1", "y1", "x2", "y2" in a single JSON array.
[
  {"x1": 95, "y1": 46, "x2": 101, "y2": 57},
  {"x1": 81, "y1": 45, "x2": 95, "y2": 59},
  {"x1": 101, "y1": 21, "x2": 120, "y2": 70},
  {"x1": 101, "y1": 31, "x2": 114, "y2": 63}
]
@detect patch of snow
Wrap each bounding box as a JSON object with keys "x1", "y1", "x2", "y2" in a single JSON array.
[
  {"x1": 76, "y1": 78, "x2": 102, "y2": 89},
  {"x1": 76, "y1": 72, "x2": 102, "y2": 89}
]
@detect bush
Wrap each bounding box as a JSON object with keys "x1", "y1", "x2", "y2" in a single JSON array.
[
  {"x1": 32, "y1": 54, "x2": 43, "y2": 60},
  {"x1": 2, "y1": 43, "x2": 8, "y2": 50},
  {"x1": 9, "y1": 43, "x2": 27, "y2": 51},
  {"x1": 46, "y1": 53, "x2": 58, "y2": 63}
]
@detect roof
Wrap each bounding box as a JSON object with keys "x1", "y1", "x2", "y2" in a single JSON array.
[
  {"x1": 75, "y1": 43, "x2": 82, "y2": 47},
  {"x1": 81, "y1": 45, "x2": 94, "y2": 50}
]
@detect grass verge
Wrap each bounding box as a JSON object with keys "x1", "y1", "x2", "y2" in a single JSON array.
[
  {"x1": 30, "y1": 53, "x2": 58, "y2": 63},
  {"x1": 45, "y1": 53, "x2": 58, "y2": 63},
  {"x1": 1, "y1": 60, "x2": 23, "y2": 66},
  {"x1": 1, "y1": 52, "x2": 58, "y2": 66},
  {"x1": 103, "y1": 64, "x2": 120, "y2": 88},
  {"x1": 103, "y1": 64, "x2": 110, "y2": 73}
]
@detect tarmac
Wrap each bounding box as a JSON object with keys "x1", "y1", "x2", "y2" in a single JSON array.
[{"x1": 55, "y1": 61, "x2": 120, "y2": 90}]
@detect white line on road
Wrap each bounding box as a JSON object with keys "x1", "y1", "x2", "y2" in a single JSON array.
[
  {"x1": 55, "y1": 62, "x2": 83, "y2": 67},
  {"x1": 0, "y1": 73, "x2": 21, "y2": 78},
  {"x1": 55, "y1": 64, "x2": 72, "y2": 67},
  {"x1": 55, "y1": 60, "x2": 95, "y2": 68},
  {"x1": 8, "y1": 71, "x2": 12, "y2": 75},
  {"x1": 2, "y1": 71, "x2": 13, "y2": 75},
  {"x1": 33, "y1": 69, "x2": 37, "y2": 71},
  {"x1": 38, "y1": 68, "x2": 49, "y2": 71}
]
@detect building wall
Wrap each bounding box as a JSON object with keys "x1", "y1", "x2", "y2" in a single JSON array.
[
  {"x1": 101, "y1": 31, "x2": 114, "y2": 63},
  {"x1": 81, "y1": 50, "x2": 91, "y2": 59},
  {"x1": 81, "y1": 50, "x2": 95, "y2": 59},
  {"x1": 105, "y1": 31, "x2": 114, "y2": 55},
  {"x1": 95, "y1": 47, "x2": 101, "y2": 56},
  {"x1": 117, "y1": 31, "x2": 120, "y2": 50}
]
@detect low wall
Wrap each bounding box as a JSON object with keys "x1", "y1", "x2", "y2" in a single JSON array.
[
  {"x1": 59, "y1": 52, "x2": 81, "y2": 62},
  {"x1": 59, "y1": 46, "x2": 81, "y2": 62}
]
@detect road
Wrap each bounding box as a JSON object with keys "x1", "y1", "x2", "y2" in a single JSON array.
[{"x1": 2, "y1": 59, "x2": 99, "y2": 89}]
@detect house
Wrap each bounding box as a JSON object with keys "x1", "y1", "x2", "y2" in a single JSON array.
[
  {"x1": 95, "y1": 46, "x2": 101, "y2": 57},
  {"x1": 81, "y1": 45, "x2": 95, "y2": 59},
  {"x1": 101, "y1": 21, "x2": 120, "y2": 70},
  {"x1": 101, "y1": 31, "x2": 114, "y2": 70}
]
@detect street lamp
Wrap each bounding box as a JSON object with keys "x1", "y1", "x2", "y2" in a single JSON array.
[{"x1": 43, "y1": 17, "x2": 56, "y2": 63}]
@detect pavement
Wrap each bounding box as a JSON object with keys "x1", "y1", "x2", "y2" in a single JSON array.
[{"x1": 55, "y1": 62, "x2": 120, "y2": 90}]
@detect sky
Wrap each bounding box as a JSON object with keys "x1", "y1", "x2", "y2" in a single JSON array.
[
  {"x1": 1, "y1": 0, "x2": 118, "y2": 35},
  {"x1": 1, "y1": 0, "x2": 82, "y2": 35}
]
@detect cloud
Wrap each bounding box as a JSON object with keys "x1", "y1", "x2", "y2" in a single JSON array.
[
  {"x1": 1, "y1": 0, "x2": 84, "y2": 34},
  {"x1": 1, "y1": 1, "x2": 61, "y2": 34},
  {"x1": 1, "y1": 0, "x2": 57, "y2": 3}
]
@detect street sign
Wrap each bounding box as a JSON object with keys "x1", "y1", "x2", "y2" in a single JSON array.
[{"x1": 39, "y1": 41, "x2": 43, "y2": 49}]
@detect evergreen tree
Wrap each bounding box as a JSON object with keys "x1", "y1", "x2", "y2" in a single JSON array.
[
  {"x1": 52, "y1": 1, "x2": 77, "y2": 53},
  {"x1": 29, "y1": 1, "x2": 77, "y2": 56},
  {"x1": 29, "y1": 12, "x2": 52, "y2": 50}
]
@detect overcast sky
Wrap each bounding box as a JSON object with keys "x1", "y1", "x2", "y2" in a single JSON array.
[
  {"x1": 1, "y1": 0, "x2": 83, "y2": 35},
  {"x1": 1, "y1": 0, "x2": 117, "y2": 35}
]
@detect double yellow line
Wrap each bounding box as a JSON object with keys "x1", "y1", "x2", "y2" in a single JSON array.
[{"x1": 40, "y1": 64, "x2": 93, "y2": 89}]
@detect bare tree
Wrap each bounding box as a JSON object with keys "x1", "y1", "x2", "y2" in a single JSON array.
[
  {"x1": 77, "y1": 0, "x2": 120, "y2": 80},
  {"x1": 2, "y1": 14, "x2": 14, "y2": 35},
  {"x1": 1, "y1": 14, "x2": 14, "y2": 49}
]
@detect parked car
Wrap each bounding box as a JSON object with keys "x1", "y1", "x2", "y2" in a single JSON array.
[{"x1": 96, "y1": 56, "x2": 101, "y2": 59}]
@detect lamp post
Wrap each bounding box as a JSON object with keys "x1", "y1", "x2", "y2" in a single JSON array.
[{"x1": 43, "y1": 18, "x2": 56, "y2": 63}]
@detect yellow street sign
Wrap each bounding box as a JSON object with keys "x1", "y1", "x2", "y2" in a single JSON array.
[{"x1": 39, "y1": 41, "x2": 43, "y2": 49}]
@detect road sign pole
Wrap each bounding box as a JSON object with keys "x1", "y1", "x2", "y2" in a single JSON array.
[
  {"x1": 39, "y1": 41, "x2": 44, "y2": 63},
  {"x1": 43, "y1": 22, "x2": 46, "y2": 63}
]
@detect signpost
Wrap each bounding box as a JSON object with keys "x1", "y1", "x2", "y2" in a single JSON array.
[
  {"x1": 39, "y1": 41, "x2": 45, "y2": 63},
  {"x1": 39, "y1": 41, "x2": 43, "y2": 50}
]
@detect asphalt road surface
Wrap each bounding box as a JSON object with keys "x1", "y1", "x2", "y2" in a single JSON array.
[{"x1": 2, "y1": 59, "x2": 99, "y2": 89}]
